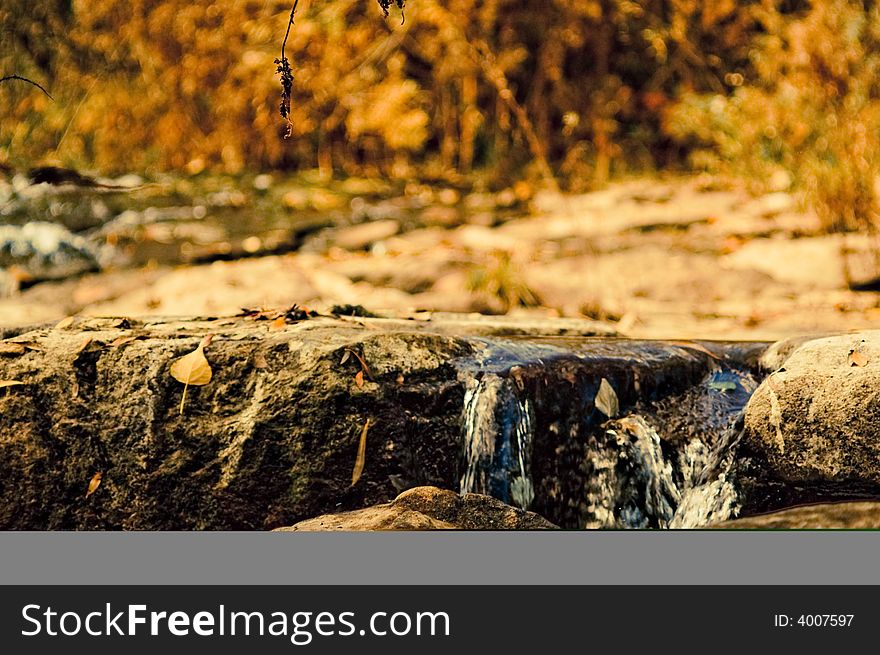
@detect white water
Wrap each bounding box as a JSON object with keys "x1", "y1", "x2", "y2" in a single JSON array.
[
  {"x1": 460, "y1": 374, "x2": 535, "y2": 509},
  {"x1": 460, "y1": 374, "x2": 740, "y2": 528}
]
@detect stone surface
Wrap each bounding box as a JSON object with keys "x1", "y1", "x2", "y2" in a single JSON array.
[
  {"x1": 713, "y1": 501, "x2": 880, "y2": 529},
  {"x1": 278, "y1": 486, "x2": 557, "y2": 530},
  {"x1": 0, "y1": 316, "x2": 472, "y2": 529},
  {"x1": 0, "y1": 312, "x2": 761, "y2": 531},
  {"x1": 738, "y1": 330, "x2": 880, "y2": 514}
]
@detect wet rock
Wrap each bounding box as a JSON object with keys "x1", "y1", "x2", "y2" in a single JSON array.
[
  {"x1": 738, "y1": 330, "x2": 880, "y2": 514},
  {"x1": 0, "y1": 313, "x2": 759, "y2": 530},
  {"x1": 278, "y1": 486, "x2": 557, "y2": 530},
  {"x1": 712, "y1": 501, "x2": 880, "y2": 529}
]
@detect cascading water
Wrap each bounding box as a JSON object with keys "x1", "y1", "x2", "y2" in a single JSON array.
[
  {"x1": 460, "y1": 374, "x2": 535, "y2": 509},
  {"x1": 459, "y1": 345, "x2": 758, "y2": 528}
]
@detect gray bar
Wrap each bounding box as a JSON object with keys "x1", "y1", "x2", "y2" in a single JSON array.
[{"x1": 1, "y1": 532, "x2": 878, "y2": 586}]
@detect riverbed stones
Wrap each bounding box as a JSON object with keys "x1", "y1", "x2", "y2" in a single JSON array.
[
  {"x1": 713, "y1": 501, "x2": 880, "y2": 529},
  {"x1": 739, "y1": 330, "x2": 880, "y2": 513},
  {"x1": 278, "y1": 486, "x2": 557, "y2": 530}
]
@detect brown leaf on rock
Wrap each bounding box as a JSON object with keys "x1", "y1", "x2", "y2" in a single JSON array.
[
  {"x1": 86, "y1": 472, "x2": 103, "y2": 498},
  {"x1": 0, "y1": 342, "x2": 27, "y2": 356},
  {"x1": 355, "y1": 370, "x2": 365, "y2": 388},
  {"x1": 54, "y1": 316, "x2": 76, "y2": 330},
  {"x1": 351, "y1": 418, "x2": 372, "y2": 486},
  {"x1": 170, "y1": 335, "x2": 214, "y2": 415},
  {"x1": 667, "y1": 341, "x2": 723, "y2": 360},
  {"x1": 270, "y1": 316, "x2": 286, "y2": 330},
  {"x1": 75, "y1": 337, "x2": 95, "y2": 355},
  {"x1": 110, "y1": 335, "x2": 142, "y2": 349},
  {"x1": 848, "y1": 349, "x2": 869, "y2": 367}
]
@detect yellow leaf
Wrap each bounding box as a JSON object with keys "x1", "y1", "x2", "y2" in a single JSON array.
[
  {"x1": 54, "y1": 316, "x2": 75, "y2": 330},
  {"x1": 595, "y1": 377, "x2": 619, "y2": 418},
  {"x1": 86, "y1": 472, "x2": 103, "y2": 498},
  {"x1": 270, "y1": 316, "x2": 286, "y2": 330},
  {"x1": 0, "y1": 380, "x2": 25, "y2": 389},
  {"x1": 170, "y1": 335, "x2": 214, "y2": 415},
  {"x1": 351, "y1": 418, "x2": 372, "y2": 486}
]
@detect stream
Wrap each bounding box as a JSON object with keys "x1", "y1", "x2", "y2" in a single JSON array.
[{"x1": 456, "y1": 337, "x2": 764, "y2": 529}]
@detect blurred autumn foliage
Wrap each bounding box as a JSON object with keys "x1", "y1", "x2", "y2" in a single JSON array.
[{"x1": 3, "y1": 0, "x2": 880, "y2": 224}]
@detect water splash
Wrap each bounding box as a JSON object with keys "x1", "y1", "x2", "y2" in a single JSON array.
[
  {"x1": 460, "y1": 374, "x2": 535, "y2": 509},
  {"x1": 587, "y1": 416, "x2": 681, "y2": 528},
  {"x1": 586, "y1": 415, "x2": 739, "y2": 528}
]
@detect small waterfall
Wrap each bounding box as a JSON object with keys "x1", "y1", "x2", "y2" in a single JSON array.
[
  {"x1": 460, "y1": 374, "x2": 535, "y2": 509},
  {"x1": 586, "y1": 415, "x2": 739, "y2": 528},
  {"x1": 586, "y1": 416, "x2": 681, "y2": 528},
  {"x1": 669, "y1": 428, "x2": 740, "y2": 528},
  {"x1": 458, "y1": 352, "x2": 753, "y2": 528}
]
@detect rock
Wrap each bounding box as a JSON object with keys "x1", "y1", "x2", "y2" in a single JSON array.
[
  {"x1": 712, "y1": 502, "x2": 880, "y2": 529},
  {"x1": 0, "y1": 313, "x2": 758, "y2": 530},
  {"x1": 331, "y1": 220, "x2": 400, "y2": 251},
  {"x1": 738, "y1": 330, "x2": 880, "y2": 514},
  {"x1": 277, "y1": 486, "x2": 558, "y2": 530}
]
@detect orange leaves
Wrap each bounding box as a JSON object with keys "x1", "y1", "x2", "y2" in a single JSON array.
[
  {"x1": 848, "y1": 349, "x2": 869, "y2": 367},
  {"x1": 170, "y1": 335, "x2": 214, "y2": 415},
  {"x1": 341, "y1": 347, "x2": 374, "y2": 389}
]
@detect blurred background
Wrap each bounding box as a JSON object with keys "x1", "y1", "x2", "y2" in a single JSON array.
[{"x1": 3, "y1": 0, "x2": 880, "y2": 338}]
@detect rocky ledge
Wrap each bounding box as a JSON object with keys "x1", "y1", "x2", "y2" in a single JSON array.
[{"x1": 1, "y1": 312, "x2": 878, "y2": 530}]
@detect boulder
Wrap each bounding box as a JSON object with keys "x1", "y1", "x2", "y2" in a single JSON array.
[
  {"x1": 278, "y1": 486, "x2": 557, "y2": 530},
  {"x1": 713, "y1": 501, "x2": 880, "y2": 529},
  {"x1": 738, "y1": 330, "x2": 880, "y2": 513}
]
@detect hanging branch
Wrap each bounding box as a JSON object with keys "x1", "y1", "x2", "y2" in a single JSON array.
[
  {"x1": 275, "y1": 0, "x2": 298, "y2": 139},
  {"x1": 276, "y1": 1, "x2": 410, "y2": 137},
  {"x1": 0, "y1": 74, "x2": 54, "y2": 100}
]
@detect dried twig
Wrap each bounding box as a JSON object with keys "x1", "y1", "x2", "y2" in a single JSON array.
[
  {"x1": 0, "y1": 74, "x2": 53, "y2": 100},
  {"x1": 275, "y1": 0, "x2": 298, "y2": 138}
]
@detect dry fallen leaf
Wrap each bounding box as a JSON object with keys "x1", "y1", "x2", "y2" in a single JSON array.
[
  {"x1": 340, "y1": 350, "x2": 352, "y2": 365},
  {"x1": 170, "y1": 335, "x2": 214, "y2": 415},
  {"x1": 355, "y1": 370, "x2": 365, "y2": 388},
  {"x1": 351, "y1": 418, "x2": 372, "y2": 486},
  {"x1": 848, "y1": 349, "x2": 869, "y2": 367},
  {"x1": 595, "y1": 377, "x2": 619, "y2": 418},
  {"x1": 0, "y1": 380, "x2": 25, "y2": 390},
  {"x1": 54, "y1": 316, "x2": 75, "y2": 330},
  {"x1": 86, "y1": 472, "x2": 103, "y2": 498},
  {"x1": 75, "y1": 337, "x2": 94, "y2": 355},
  {"x1": 270, "y1": 316, "x2": 286, "y2": 330},
  {"x1": 0, "y1": 342, "x2": 27, "y2": 356},
  {"x1": 667, "y1": 341, "x2": 723, "y2": 360},
  {"x1": 110, "y1": 335, "x2": 138, "y2": 349}
]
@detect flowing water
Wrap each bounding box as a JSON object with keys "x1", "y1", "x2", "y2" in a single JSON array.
[{"x1": 457, "y1": 338, "x2": 764, "y2": 529}]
